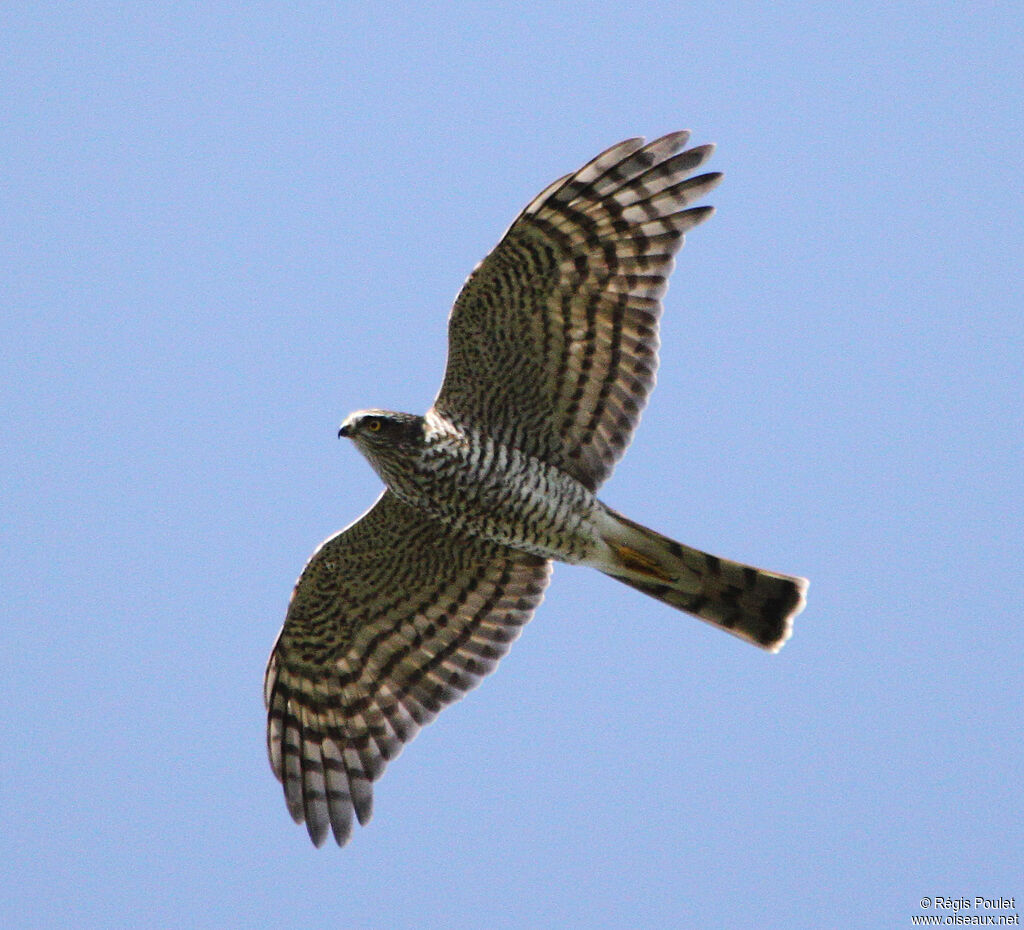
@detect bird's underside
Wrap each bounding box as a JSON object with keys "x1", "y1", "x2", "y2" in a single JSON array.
[{"x1": 266, "y1": 131, "x2": 808, "y2": 847}]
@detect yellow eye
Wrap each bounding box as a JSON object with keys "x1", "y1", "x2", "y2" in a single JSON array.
[{"x1": 366, "y1": 418, "x2": 382, "y2": 432}]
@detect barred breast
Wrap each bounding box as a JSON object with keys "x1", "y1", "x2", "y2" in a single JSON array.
[{"x1": 385, "y1": 414, "x2": 601, "y2": 563}]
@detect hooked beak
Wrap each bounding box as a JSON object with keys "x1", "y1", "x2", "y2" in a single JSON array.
[{"x1": 338, "y1": 423, "x2": 350, "y2": 438}]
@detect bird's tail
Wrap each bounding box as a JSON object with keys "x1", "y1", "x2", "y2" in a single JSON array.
[{"x1": 594, "y1": 507, "x2": 808, "y2": 651}]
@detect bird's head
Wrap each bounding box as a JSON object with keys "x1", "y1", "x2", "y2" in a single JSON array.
[{"x1": 338, "y1": 410, "x2": 425, "y2": 458}]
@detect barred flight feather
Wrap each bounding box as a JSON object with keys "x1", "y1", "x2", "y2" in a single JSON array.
[
  {"x1": 434, "y1": 132, "x2": 722, "y2": 491},
  {"x1": 265, "y1": 492, "x2": 550, "y2": 846}
]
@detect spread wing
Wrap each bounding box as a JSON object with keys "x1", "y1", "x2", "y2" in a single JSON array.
[
  {"x1": 265, "y1": 491, "x2": 551, "y2": 847},
  {"x1": 432, "y1": 131, "x2": 721, "y2": 491}
]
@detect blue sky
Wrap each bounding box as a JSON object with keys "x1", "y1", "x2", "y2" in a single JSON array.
[{"x1": 3, "y1": 3, "x2": 1021, "y2": 928}]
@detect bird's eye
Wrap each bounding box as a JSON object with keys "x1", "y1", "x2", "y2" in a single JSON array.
[{"x1": 366, "y1": 418, "x2": 382, "y2": 432}]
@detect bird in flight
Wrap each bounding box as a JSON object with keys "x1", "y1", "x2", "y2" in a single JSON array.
[{"x1": 265, "y1": 131, "x2": 808, "y2": 847}]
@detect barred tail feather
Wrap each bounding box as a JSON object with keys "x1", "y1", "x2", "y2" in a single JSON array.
[{"x1": 596, "y1": 508, "x2": 807, "y2": 651}]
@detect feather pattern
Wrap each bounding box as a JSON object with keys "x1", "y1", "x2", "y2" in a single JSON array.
[
  {"x1": 265, "y1": 492, "x2": 550, "y2": 846},
  {"x1": 433, "y1": 132, "x2": 722, "y2": 491}
]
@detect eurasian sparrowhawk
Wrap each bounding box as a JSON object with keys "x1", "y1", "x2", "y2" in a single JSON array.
[{"x1": 265, "y1": 132, "x2": 809, "y2": 847}]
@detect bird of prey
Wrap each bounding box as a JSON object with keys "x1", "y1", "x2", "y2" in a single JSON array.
[{"x1": 265, "y1": 131, "x2": 808, "y2": 847}]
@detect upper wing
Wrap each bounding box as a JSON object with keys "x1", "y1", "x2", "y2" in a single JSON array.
[
  {"x1": 265, "y1": 491, "x2": 551, "y2": 847},
  {"x1": 431, "y1": 132, "x2": 721, "y2": 491}
]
